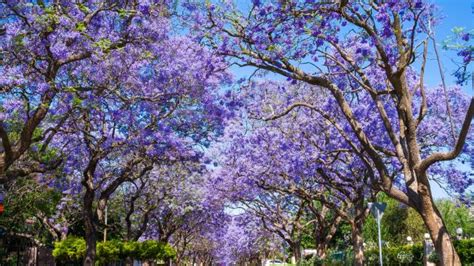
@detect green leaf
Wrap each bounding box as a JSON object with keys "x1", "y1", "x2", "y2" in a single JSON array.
[
  {"x1": 77, "y1": 3, "x2": 91, "y2": 14},
  {"x1": 72, "y1": 96, "x2": 83, "y2": 107},
  {"x1": 76, "y1": 22, "x2": 87, "y2": 32},
  {"x1": 118, "y1": 9, "x2": 129, "y2": 18},
  {"x1": 94, "y1": 38, "x2": 113, "y2": 52},
  {"x1": 13, "y1": 34, "x2": 26, "y2": 47}
]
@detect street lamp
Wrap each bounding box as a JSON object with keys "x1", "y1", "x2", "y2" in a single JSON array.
[
  {"x1": 406, "y1": 236, "x2": 413, "y2": 245},
  {"x1": 368, "y1": 202, "x2": 387, "y2": 266},
  {"x1": 424, "y1": 233, "x2": 431, "y2": 241},
  {"x1": 423, "y1": 233, "x2": 435, "y2": 265},
  {"x1": 456, "y1": 228, "x2": 463, "y2": 240},
  {"x1": 103, "y1": 205, "x2": 108, "y2": 242}
]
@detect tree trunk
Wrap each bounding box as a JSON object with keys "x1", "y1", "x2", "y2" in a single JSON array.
[
  {"x1": 314, "y1": 226, "x2": 326, "y2": 260},
  {"x1": 83, "y1": 188, "x2": 97, "y2": 266},
  {"x1": 291, "y1": 241, "x2": 302, "y2": 263},
  {"x1": 418, "y1": 190, "x2": 461, "y2": 266},
  {"x1": 0, "y1": 163, "x2": 5, "y2": 184},
  {"x1": 315, "y1": 242, "x2": 327, "y2": 259},
  {"x1": 351, "y1": 221, "x2": 364, "y2": 266}
]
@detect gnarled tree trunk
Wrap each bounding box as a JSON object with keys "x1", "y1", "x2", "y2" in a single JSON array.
[
  {"x1": 418, "y1": 187, "x2": 460, "y2": 266},
  {"x1": 83, "y1": 187, "x2": 96, "y2": 266},
  {"x1": 291, "y1": 240, "x2": 302, "y2": 263},
  {"x1": 315, "y1": 242, "x2": 327, "y2": 260},
  {"x1": 351, "y1": 221, "x2": 364, "y2": 266}
]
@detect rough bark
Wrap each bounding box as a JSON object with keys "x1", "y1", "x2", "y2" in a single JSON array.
[
  {"x1": 315, "y1": 243, "x2": 327, "y2": 259},
  {"x1": 83, "y1": 187, "x2": 96, "y2": 266},
  {"x1": 351, "y1": 222, "x2": 365, "y2": 266},
  {"x1": 418, "y1": 187, "x2": 461, "y2": 266},
  {"x1": 305, "y1": 202, "x2": 342, "y2": 261},
  {"x1": 291, "y1": 240, "x2": 302, "y2": 262}
]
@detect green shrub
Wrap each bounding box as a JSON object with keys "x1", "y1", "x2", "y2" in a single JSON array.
[
  {"x1": 365, "y1": 244, "x2": 423, "y2": 265},
  {"x1": 454, "y1": 239, "x2": 474, "y2": 263},
  {"x1": 427, "y1": 252, "x2": 440, "y2": 263},
  {"x1": 139, "y1": 240, "x2": 176, "y2": 260},
  {"x1": 96, "y1": 240, "x2": 122, "y2": 264},
  {"x1": 52, "y1": 236, "x2": 86, "y2": 263},
  {"x1": 160, "y1": 242, "x2": 177, "y2": 260},
  {"x1": 364, "y1": 239, "x2": 474, "y2": 265},
  {"x1": 297, "y1": 250, "x2": 353, "y2": 266},
  {"x1": 52, "y1": 236, "x2": 176, "y2": 264},
  {"x1": 122, "y1": 241, "x2": 140, "y2": 259}
]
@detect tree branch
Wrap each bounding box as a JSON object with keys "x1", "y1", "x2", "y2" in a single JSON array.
[{"x1": 417, "y1": 98, "x2": 474, "y2": 173}]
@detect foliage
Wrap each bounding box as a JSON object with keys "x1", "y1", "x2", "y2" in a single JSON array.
[
  {"x1": 121, "y1": 241, "x2": 141, "y2": 260},
  {"x1": 454, "y1": 239, "x2": 474, "y2": 263},
  {"x1": 96, "y1": 240, "x2": 122, "y2": 264},
  {"x1": 427, "y1": 251, "x2": 440, "y2": 263},
  {"x1": 364, "y1": 240, "x2": 474, "y2": 265},
  {"x1": 53, "y1": 237, "x2": 176, "y2": 263},
  {"x1": 365, "y1": 244, "x2": 423, "y2": 265},
  {"x1": 297, "y1": 255, "x2": 318, "y2": 266},
  {"x1": 363, "y1": 193, "x2": 414, "y2": 245},
  {"x1": 52, "y1": 236, "x2": 86, "y2": 263},
  {"x1": 363, "y1": 195, "x2": 472, "y2": 245},
  {"x1": 0, "y1": 175, "x2": 95, "y2": 245},
  {"x1": 436, "y1": 200, "x2": 474, "y2": 238},
  {"x1": 298, "y1": 250, "x2": 354, "y2": 266},
  {"x1": 0, "y1": 178, "x2": 63, "y2": 244},
  {"x1": 139, "y1": 240, "x2": 176, "y2": 260}
]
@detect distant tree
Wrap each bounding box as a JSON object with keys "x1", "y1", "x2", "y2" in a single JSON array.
[{"x1": 436, "y1": 199, "x2": 474, "y2": 239}]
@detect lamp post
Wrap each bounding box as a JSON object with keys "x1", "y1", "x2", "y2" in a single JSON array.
[
  {"x1": 423, "y1": 233, "x2": 435, "y2": 266},
  {"x1": 103, "y1": 205, "x2": 108, "y2": 242},
  {"x1": 406, "y1": 236, "x2": 413, "y2": 246},
  {"x1": 368, "y1": 202, "x2": 387, "y2": 266},
  {"x1": 424, "y1": 233, "x2": 430, "y2": 240},
  {"x1": 456, "y1": 228, "x2": 463, "y2": 240}
]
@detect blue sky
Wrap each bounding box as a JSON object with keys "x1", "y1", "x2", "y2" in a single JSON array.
[{"x1": 424, "y1": 0, "x2": 473, "y2": 92}]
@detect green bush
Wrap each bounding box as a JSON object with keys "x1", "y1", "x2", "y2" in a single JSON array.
[
  {"x1": 96, "y1": 240, "x2": 122, "y2": 264},
  {"x1": 454, "y1": 239, "x2": 474, "y2": 263},
  {"x1": 52, "y1": 236, "x2": 86, "y2": 263},
  {"x1": 364, "y1": 239, "x2": 474, "y2": 265},
  {"x1": 139, "y1": 240, "x2": 176, "y2": 260},
  {"x1": 53, "y1": 237, "x2": 176, "y2": 264},
  {"x1": 297, "y1": 250, "x2": 353, "y2": 266},
  {"x1": 365, "y1": 244, "x2": 423, "y2": 265},
  {"x1": 122, "y1": 241, "x2": 140, "y2": 259}
]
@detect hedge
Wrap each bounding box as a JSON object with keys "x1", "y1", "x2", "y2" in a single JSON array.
[
  {"x1": 52, "y1": 236, "x2": 86, "y2": 263},
  {"x1": 456, "y1": 239, "x2": 474, "y2": 263},
  {"x1": 53, "y1": 236, "x2": 176, "y2": 265},
  {"x1": 365, "y1": 239, "x2": 474, "y2": 265},
  {"x1": 365, "y1": 244, "x2": 424, "y2": 265}
]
